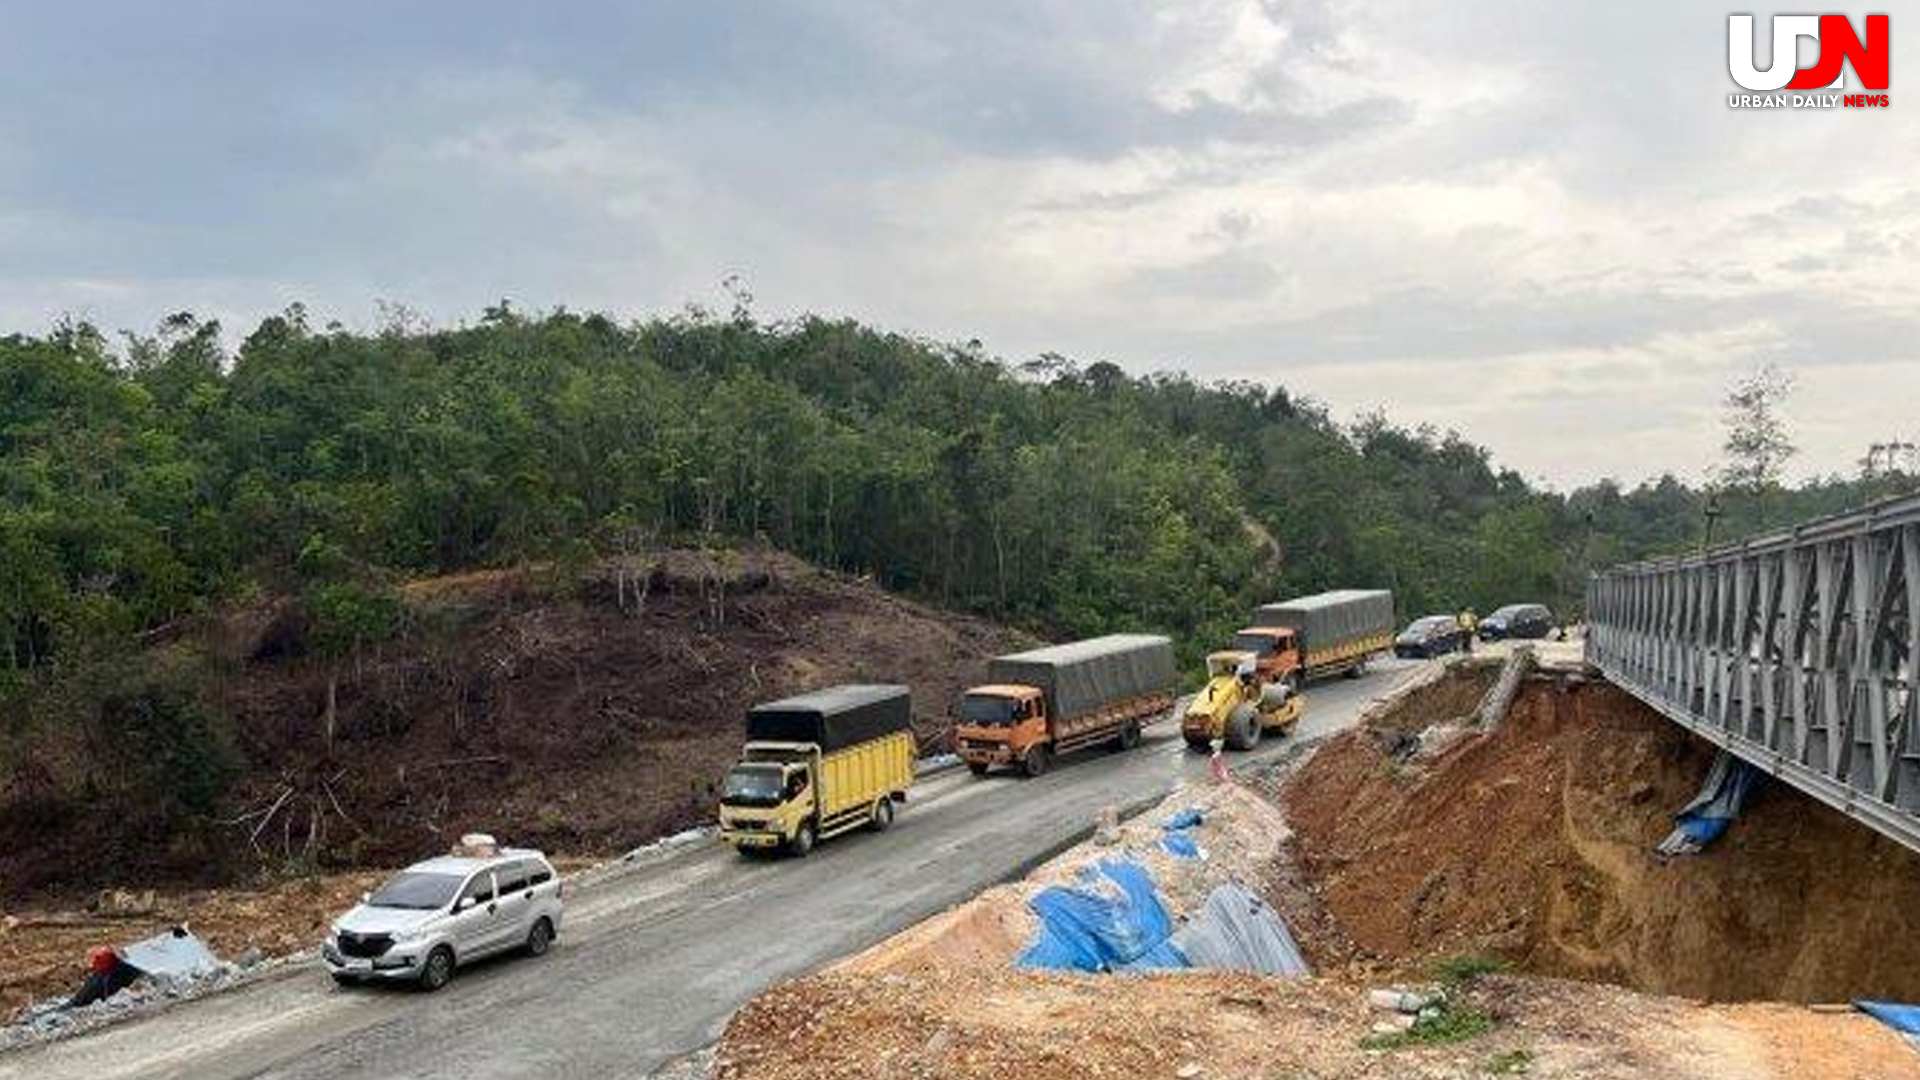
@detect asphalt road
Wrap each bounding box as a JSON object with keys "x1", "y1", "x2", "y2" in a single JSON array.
[{"x1": 4, "y1": 659, "x2": 1415, "y2": 1080}]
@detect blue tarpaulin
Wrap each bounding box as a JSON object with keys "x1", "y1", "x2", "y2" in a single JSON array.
[
  {"x1": 1163, "y1": 808, "x2": 1205, "y2": 831},
  {"x1": 1161, "y1": 807, "x2": 1206, "y2": 858},
  {"x1": 1017, "y1": 859, "x2": 1187, "y2": 972},
  {"x1": 1856, "y1": 1000, "x2": 1920, "y2": 1047},
  {"x1": 1657, "y1": 750, "x2": 1762, "y2": 856}
]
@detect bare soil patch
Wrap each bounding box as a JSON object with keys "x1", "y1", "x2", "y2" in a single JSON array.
[{"x1": 1285, "y1": 674, "x2": 1920, "y2": 1003}]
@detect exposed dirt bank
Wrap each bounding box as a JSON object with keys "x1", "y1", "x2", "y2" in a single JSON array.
[
  {"x1": 1286, "y1": 674, "x2": 1920, "y2": 1003},
  {"x1": 0, "y1": 549, "x2": 1027, "y2": 905}
]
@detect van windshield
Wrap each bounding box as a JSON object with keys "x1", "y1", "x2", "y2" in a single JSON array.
[
  {"x1": 722, "y1": 765, "x2": 786, "y2": 807},
  {"x1": 368, "y1": 871, "x2": 464, "y2": 910},
  {"x1": 960, "y1": 694, "x2": 1019, "y2": 724}
]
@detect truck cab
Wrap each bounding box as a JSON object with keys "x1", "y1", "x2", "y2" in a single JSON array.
[
  {"x1": 1228, "y1": 627, "x2": 1303, "y2": 690},
  {"x1": 719, "y1": 744, "x2": 821, "y2": 853},
  {"x1": 952, "y1": 684, "x2": 1050, "y2": 777}
]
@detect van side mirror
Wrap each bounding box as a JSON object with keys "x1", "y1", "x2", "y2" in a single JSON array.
[{"x1": 455, "y1": 896, "x2": 475, "y2": 912}]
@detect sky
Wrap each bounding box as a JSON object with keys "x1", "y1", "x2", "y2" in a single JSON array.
[{"x1": 1, "y1": 0, "x2": 1915, "y2": 489}]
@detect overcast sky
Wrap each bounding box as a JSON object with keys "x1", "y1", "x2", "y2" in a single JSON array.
[{"x1": 2, "y1": 1, "x2": 1914, "y2": 489}]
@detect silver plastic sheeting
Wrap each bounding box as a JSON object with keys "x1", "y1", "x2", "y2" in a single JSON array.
[
  {"x1": 1170, "y1": 884, "x2": 1311, "y2": 977},
  {"x1": 988, "y1": 634, "x2": 1176, "y2": 720},
  {"x1": 1252, "y1": 590, "x2": 1395, "y2": 655},
  {"x1": 119, "y1": 928, "x2": 220, "y2": 980}
]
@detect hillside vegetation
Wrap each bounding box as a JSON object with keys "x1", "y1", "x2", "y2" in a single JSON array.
[{"x1": 0, "y1": 304, "x2": 1908, "y2": 893}]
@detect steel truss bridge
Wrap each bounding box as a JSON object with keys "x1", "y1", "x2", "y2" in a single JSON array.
[{"x1": 1587, "y1": 491, "x2": 1920, "y2": 853}]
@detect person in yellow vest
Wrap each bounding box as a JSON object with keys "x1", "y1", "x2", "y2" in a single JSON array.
[{"x1": 1457, "y1": 608, "x2": 1478, "y2": 654}]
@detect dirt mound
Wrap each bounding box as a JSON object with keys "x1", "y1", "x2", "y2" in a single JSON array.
[
  {"x1": 0, "y1": 547, "x2": 1028, "y2": 902},
  {"x1": 1285, "y1": 675, "x2": 1920, "y2": 1003},
  {"x1": 719, "y1": 956, "x2": 1919, "y2": 1080}
]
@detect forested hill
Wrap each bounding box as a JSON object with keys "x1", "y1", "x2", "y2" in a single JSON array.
[
  {"x1": 4, "y1": 304, "x2": 1912, "y2": 891},
  {"x1": 3, "y1": 304, "x2": 1907, "y2": 680}
]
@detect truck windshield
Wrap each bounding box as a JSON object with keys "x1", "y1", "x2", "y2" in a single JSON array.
[
  {"x1": 367, "y1": 871, "x2": 464, "y2": 910},
  {"x1": 722, "y1": 765, "x2": 786, "y2": 807},
  {"x1": 1231, "y1": 633, "x2": 1277, "y2": 655},
  {"x1": 959, "y1": 694, "x2": 1019, "y2": 725}
]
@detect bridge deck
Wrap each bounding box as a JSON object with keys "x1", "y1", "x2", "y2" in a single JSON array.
[{"x1": 1586, "y1": 490, "x2": 1920, "y2": 854}]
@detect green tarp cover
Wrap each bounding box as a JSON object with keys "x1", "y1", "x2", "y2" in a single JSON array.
[
  {"x1": 746, "y1": 684, "x2": 912, "y2": 751},
  {"x1": 1251, "y1": 590, "x2": 1395, "y2": 654},
  {"x1": 988, "y1": 634, "x2": 1176, "y2": 720}
]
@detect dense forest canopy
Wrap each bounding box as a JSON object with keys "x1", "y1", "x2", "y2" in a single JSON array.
[
  {"x1": 4, "y1": 303, "x2": 1912, "y2": 673},
  {"x1": 1, "y1": 302, "x2": 1913, "y2": 868}
]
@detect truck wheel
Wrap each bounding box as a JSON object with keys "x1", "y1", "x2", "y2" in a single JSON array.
[
  {"x1": 1285, "y1": 671, "x2": 1303, "y2": 696},
  {"x1": 1183, "y1": 735, "x2": 1212, "y2": 753},
  {"x1": 1021, "y1": 746, "x2": 1050, "y2": 778},
  {"x1": 869, "y1": 797, "x2": 895, "y2": 832},
  {"x1": 966, "y1": 761, "x2": 990, "y2": 777},
  {"x1": 1345, "y1": 659, "x2": 1368, "y2": 679},
  {"x1": 788, "y1": 821, "x2": 816, "y2": 857},
  {"x1": 1113, "y1": 722, "x2": 1142, "y2": 752}
]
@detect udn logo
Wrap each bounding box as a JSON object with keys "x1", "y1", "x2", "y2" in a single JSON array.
[{"x1": 1728, "y1": 14, "x2": 1890, "y2": 107}]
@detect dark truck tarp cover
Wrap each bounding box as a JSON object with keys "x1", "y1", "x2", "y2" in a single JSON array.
[
  {"x1": 745, "y1": 684, "x2": 912, "y2": 752},
  {"x1": 1252, "y1": 590, "x2": 1395, "y2": 654},
  {"x1": 988, "y1": 634, "x2": 1175, "y2": 720}
]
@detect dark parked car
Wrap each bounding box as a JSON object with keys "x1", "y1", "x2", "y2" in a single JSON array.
[
  {"x1": 1478, "y1": 603, "x2": 1555, "y2": 641},
  {"x1": 1394, "y1": 615, "x2": 1468, "y2": 659}
]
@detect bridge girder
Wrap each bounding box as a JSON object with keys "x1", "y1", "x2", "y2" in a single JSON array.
[{"x1": 1587, "y1": 492, "x2": 1920, "y2": 853}]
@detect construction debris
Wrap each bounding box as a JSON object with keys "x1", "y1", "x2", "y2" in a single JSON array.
[{"x1": 1655, "y1": 750, "x2": 1762, "y2": 856}]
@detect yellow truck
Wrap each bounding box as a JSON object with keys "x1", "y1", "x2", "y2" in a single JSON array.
[
  {"x1": 718, "y1": 684, "x2": 915, "y2": 857},
  {"x1": 1181, "y1": 650, "x2": 1304, "y2": 751}
]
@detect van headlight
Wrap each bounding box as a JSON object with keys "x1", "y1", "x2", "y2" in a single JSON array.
[{"x1": 392, "y1": 924, "x2": 428, "y2": 943}]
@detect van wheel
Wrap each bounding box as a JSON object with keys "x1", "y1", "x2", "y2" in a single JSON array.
[
  {"x1": 1021, "y1": 746, "x2": 1050, "y2": 778},
  {"x1": 418, "y1": 946, "x2": 455, "y2": 992},
  {"x1": 331, "y1": 972, "x2": 358, "y2": 987},
  {"x1": 966, "y1": 761, "x2": 990, "y2": 777},
  {"x1": 525, "y1": 917, "x2": 554, "y2": 957},
  {"x1": 870, "y1": 798, "x2": 895, "y2": 832},
  {"x1": 1113, "y1": 722, "x2": 1142, "y2": 752},
  {"x1": 788, "y1": 821, "x2": 816, "y2": 857}
]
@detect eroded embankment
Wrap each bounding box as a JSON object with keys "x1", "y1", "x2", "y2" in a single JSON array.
[{"x1": 1285, "y1": 670, "x2": 1920, "y2": 1003}]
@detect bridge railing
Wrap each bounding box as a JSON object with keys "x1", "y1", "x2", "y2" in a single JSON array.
[{"x1": 1586, "y1": 490, "x2": 1920, "y2": 853}]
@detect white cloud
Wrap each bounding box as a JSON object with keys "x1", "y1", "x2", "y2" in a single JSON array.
[{"x1": 0, "y1": 0, "x2": 1914, "y2": 489}]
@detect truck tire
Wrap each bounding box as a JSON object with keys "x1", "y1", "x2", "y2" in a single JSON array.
[
  {"x1": 1112, "y1": 721, "x2": 1142, "y2": 752},
  {"x1": 869, "y1": 797, "x2": 894, "y2": 832},
  {"x1": 1285, "y1": 671, "x2": 1303, "y2": 696},
  {"x1": 1184, "y1": 735, "x2": 1212, "y2": 753},
  {"x1": 788, "y1": 821, "x2": 816, "y2": 857},
  {"x1": 967, "y1": 761, "x2": 990, "y2": 777},
  {"x1": 1021, "y1": 745, "x2": 1050, "y2": 778}
]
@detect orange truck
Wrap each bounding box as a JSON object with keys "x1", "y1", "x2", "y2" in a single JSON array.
[{"x1": 952, "y1": 634, "x2": 1177, "y2": 778}]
